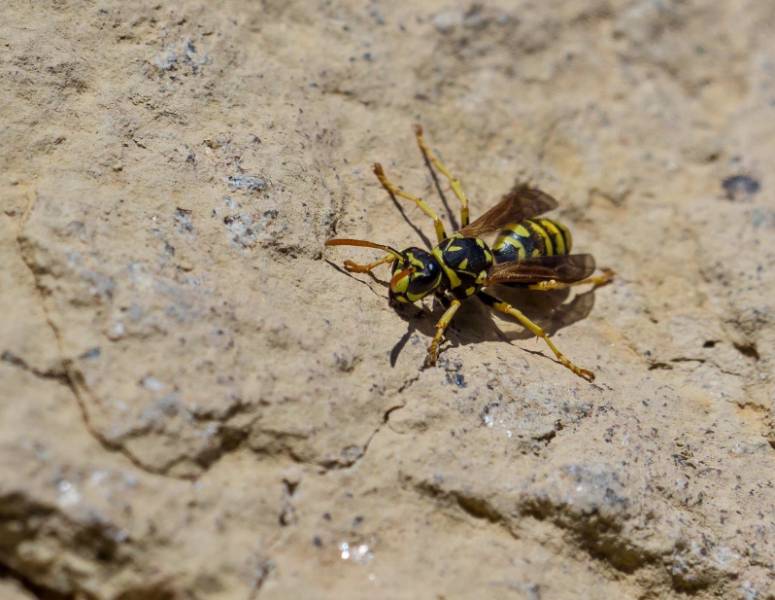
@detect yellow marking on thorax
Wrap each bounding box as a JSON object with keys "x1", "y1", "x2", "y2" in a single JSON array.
[{"x1": 432, "y1": 246, "x2": 462, "y2": 288}]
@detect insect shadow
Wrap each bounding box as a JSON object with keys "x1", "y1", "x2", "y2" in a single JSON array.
[{"x1": 386, "y1": 283, "x2": 599, "y2": 366}]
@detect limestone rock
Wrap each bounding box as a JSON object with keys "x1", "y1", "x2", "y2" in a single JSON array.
[{"x1": 1, "y1": 0, "x2": 773, "y2": 597}]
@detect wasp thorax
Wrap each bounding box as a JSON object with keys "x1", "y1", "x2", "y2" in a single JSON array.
[{"x1": 389, "y1": 247, "x2": 442, "y2": 304}]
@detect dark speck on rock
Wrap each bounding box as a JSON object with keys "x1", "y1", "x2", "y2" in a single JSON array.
[
  {"x1": 722, "y1": 174, "x2": 760, "y2": 201},
  {"x1": 79, "y1": 347, "x2": 101, "y2": 360},
  {"x1": 369, "y1": 7, "x2": 385, "y2": 25},
  {"x1": 447, "y1": 372, "x2": 466, "y2": 388},
  {"x1": 227, "y1": 175, "x2": 267, "y2": 192},
  {"x1": 442, "y1": 360, "x2": 466, "y2": 387},
  {"x1": 175, "y1": 207, "x2": 194, "y2": 233}
]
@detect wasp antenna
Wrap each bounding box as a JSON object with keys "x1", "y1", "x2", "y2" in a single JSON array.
[{"x1": 325, "y1": 238, "x2": 402, "y2": 259}]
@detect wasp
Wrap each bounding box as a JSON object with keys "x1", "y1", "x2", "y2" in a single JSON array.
[{"x1": 326, "y1": 126, "x2": 613, "y2": 381}]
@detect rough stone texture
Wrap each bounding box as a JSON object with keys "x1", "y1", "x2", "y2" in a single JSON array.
[{"x1": 2, "y1": 0, "x2": 774, "y2": 598}]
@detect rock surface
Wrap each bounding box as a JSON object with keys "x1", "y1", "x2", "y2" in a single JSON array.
[{"x1": 2, "y1": 0, "x2": 774, "y2": 598}]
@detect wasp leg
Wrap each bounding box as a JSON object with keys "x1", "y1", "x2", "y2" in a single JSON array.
[
  {"x1": 478, "y1": 291, "x2": 595, "y2": 381},
  {"x1": 434, "y1": 290, "x2": 452, "y2": 309},
  {"x1": 425, "y1": 297, "x2": 462, "y2": 367},
  {"x1": 528, "y1": 268, "x2": 615, "y2": 291},
  {"x1": 414, "y1": 124, "x2": 470, "y2": 227},
  {"x1": 343, "y1": 254, "x2": 396, "y2": 273},
  {"x1": 373, "y1": 162, "x2": 448, "y2": 243}
]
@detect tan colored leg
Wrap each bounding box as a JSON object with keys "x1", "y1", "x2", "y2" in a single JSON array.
[
  {"x1": 373, "y1": 162, "x2": 448, "y2": 243},
  {"x1": 479, "y1": 291, "x2": 594, "y2": 381},
  {"x1": 343, "y1": 254, "x2": 396, "y2": 273},
  {"x1": 425, "y1": 298, "x2": 462, "y2": 367},
  {"x1": 414, "y1": 124, "x2": 470, "y2": 227},
  {"x1": 528, "y1": 268, "x2": 615, "y2": 292}
]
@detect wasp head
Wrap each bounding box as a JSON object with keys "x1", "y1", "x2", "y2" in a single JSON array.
[{"x1": 389, "y1": 247, "x2": 442, "y2": 304}]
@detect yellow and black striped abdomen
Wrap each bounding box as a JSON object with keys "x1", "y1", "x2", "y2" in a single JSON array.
[{"x1": 492, "y1": 218, "x2": 573, "y2": 263}]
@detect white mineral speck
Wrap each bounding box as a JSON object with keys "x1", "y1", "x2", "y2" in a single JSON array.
[
  {"x1": 141, "y1": 376, "x2": 165, "y2": 392},
  {"x1": 57, "y1": 480, "x2": 81, "y2": 507},
  {"x1": 339, "y1": 542, "x2": 351, "y2": 560},
  {"x1": 109, "y1": 321, "x2": 125, "y2": 340},
  {"x1": 433, "y1": 10, "x2": 460, "y2": 33},
  {"x1": 339, "y1": 541, "x2": 373, "y2": 564},
  {"x1": 89, "y1": 470, "x2": 109, "y2": 486}
]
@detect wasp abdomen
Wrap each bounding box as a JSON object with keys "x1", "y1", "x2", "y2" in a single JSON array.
[{"x1": 493, "y1": 218, "x2": 572, "y2": 263}]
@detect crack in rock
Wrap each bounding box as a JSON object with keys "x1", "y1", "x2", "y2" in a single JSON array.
[
  {"x1": 405, "y1": 466, "x2": 739, "y2": 596},
  {"x1": 14, "y1": 191, "x2": 189, "y2": 482},
  {"x1": 319, "y1": 401, "x2": 406, "y2": 472},
  {"x1": 412, "y1": 479, "x2": 504, "y2": 525},
  {"x1": 1, "y1": 351, "x2": 68, "y2": 383}
]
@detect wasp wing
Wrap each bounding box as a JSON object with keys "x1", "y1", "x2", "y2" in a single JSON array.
[
  {"x1": 486, "y1": 254, "x2": 596, "y2": 285},
  {"x1": 458, "y1": 183, "x2": 559, "y2": 237}
]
